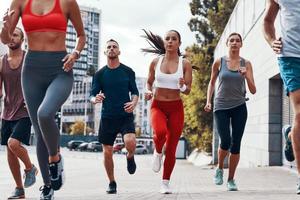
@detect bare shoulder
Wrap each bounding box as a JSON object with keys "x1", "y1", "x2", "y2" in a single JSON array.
[
  {"x1": 151, "y1": 57, "x2": 160, "y2": 65},
  {"x1": 61, "y1": 0, "x2": 78, "y2": 11},
  {"x1": 212, "y1": 57, "x2": 222, "y2": 68},
  {"x1": 214, "y1": 57, "x2": 222, "y2": 65},
  {"x1": 244, "y1": 59, "x2": 252, "y2": 66},
  {"x1": 182, "y1": 58, "x2": 192, "y2": 69},
  {"x1": 182, "y1": 58, "x2": 191, "y2": 65},
  {"x1": 10, "y1": 0, "x2": 23, "y2": 10},
  {"x1": 12, "y1": 0, "x2": 23, "y2": 6},
  {"x1": 62, "y1": 0, "x2": 78, "y2": 7},
  {"x1": 150, "y1": 57, "x2": 160, "y2": 70}
]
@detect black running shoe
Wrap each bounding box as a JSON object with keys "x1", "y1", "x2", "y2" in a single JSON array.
[
  {"x1": 39, "y1": 185, "x2": 54, "y2": 200},
  {"x1": 127, "y1": 155, "x2": 136, "y2": 174},
  {"x1": 282, "y1": 125, "x2": 294, "y2": 162},
  {"x1": 49, "y1": 155, "x2": 65, "y2": 190},
  {"x1": 106, "y1": 181, "x2": 117, "y2": 194}
]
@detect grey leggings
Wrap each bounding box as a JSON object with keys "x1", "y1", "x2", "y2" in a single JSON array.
[{"x1": 22, "y1": 50, "x2": 73, "y2": 184}]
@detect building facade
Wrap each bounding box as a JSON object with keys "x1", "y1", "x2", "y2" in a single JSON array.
[
  {"x1": 61, "y1": 6, "x2": 101, "y2": 134},
  {"x1": 213, "y1": 0, "x2": 294, "y2": 168},
  {"x1": 0, "y1": 22, "x2": 7, "y2": 56},
  {"x1": 134, "y1": 77, "x2": 152, "y2": 137}
]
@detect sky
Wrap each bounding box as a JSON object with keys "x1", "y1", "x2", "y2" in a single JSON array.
[{"x1": 0, "y1": 0, "x2": 197, "y2": 77}]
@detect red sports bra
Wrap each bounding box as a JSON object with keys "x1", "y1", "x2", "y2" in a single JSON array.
[{"x1": 22, "y1": 0, "x2": 67, "y2": 33}]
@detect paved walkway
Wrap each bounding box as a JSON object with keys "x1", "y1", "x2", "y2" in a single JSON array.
[{"x1": 0, "y1": 147, "x2": 299, "y2": 200}]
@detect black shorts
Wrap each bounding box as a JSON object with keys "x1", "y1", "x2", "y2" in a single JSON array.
[
  {"x1": 98, "y1": 116, "x2": 135, "y2": 146},
  {"x1": 1, "y1": 117, "x2": 32, "y2": 146}
]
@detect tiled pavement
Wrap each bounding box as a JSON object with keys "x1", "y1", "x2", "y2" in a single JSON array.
[{"x1": 0, "y1": 147, "x2": 299, "y2": 200}]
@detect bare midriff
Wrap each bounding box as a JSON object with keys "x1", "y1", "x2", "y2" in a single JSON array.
[
  {"x1": 26, "y1": 32, "x2": 66, "y2": 51},
  {"x1": 154, "y1": 88, "x2": 181, "y2": 101}
]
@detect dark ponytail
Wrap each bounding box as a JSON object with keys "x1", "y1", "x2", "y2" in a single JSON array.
[{"x1": 141, "y1": 29, "x2": 181, "y2": 56}]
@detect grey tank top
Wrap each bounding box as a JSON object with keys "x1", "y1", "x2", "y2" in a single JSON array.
[
  {"x1": 277, "y1": 0, "x2": 300, "y2": 58},
  {"x1": 1, "y1": 51, "x2": 29, "y2": 120},
  {"x1": 213, "y1": 56, "x2": 246, "y2": 112}
]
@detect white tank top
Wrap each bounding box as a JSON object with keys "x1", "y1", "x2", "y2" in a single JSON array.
[{"x1": 154, "y1": 56, "x2": 184, "y2": 90}]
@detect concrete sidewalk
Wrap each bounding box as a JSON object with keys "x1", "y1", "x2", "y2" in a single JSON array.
[{"x1": 0, "y1": 147, "x2": 299, "y2": 200}]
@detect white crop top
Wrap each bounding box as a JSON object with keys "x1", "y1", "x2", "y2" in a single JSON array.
[{"x1": 154, "y1": 56, "x2": 184, "y2": 90}]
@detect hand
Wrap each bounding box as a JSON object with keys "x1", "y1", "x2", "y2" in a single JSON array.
[
  {"x1": 2, "y1": 9, "x2": 15, "y2": 32},
  {"x1": 204, "y1": 103, "x2": 212, "y2": 112},
  {"x1": 62, "y1": 53, "x2": 77, "y2": 72},
  {"x1": 93, "y1": 92, "x2": 105, "y2": 104},
  {"x1": 124, "y1": 101, "x2": 136, "y2": 113},
  {"x1": 238, "y1": 67, "x2": 247, "y2": 76},
  {"x1": 145, "y1": 90, "x2": 153, "y2": 101},
  {"x1": 271, "y1": 38, "x2": 282, "y2": 54},
  {"x1": 178, "y1": 78, "x2": 185, "y2": 88}
]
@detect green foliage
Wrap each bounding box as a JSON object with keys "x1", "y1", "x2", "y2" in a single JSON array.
[
  {"x1": 183, "y1": 0, "x2": 237, "y2": 152},
  {"x1": 70, "y1": 120, "x2": 84, "y2": 135},
  {"x1": 70, "y1": 120, "x2": 93, "y2": 135}
]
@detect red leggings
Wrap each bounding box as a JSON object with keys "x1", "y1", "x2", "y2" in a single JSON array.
[{"x1": 151, "y1": 99, "x2": 184, "y2": 180}]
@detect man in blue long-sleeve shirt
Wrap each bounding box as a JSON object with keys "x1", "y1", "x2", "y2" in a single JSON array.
[{"x1": 90, "y1": 39, "x2": 139, "y2": 194}]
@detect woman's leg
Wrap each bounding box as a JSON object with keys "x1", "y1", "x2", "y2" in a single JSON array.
[
  {"x1": 151, "y1": 106, "x2": 168, "y2": 153},
  {"x1": 162, "y1": 102, "x2": 184, "y2": 180},
  {"x1": 22, "y1": 72, "x2": 50, "y2": 185},
  {"x1": 214, "y1": 110, "x2": 231, "y2": 169},
  {"x1": 228, "y1": 104, "x2": 247, "y2": 180},
  {"x1": 37, "y1": 72, "x2": 73, "y2": 160}
]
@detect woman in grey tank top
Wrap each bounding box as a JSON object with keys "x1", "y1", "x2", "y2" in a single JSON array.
[{"x1": 204, "y1": 33, "x2": 256, "y2": 191}]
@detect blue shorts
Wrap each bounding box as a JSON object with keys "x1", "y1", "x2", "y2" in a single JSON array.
[{"x1": 278, "y1": 57, "x2": 300, "y2": 96}]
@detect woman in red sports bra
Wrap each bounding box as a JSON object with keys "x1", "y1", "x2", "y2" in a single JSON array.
[
  {"x1": 142, "y1": 30, "x2": 192, "y2": 194},
  {"x1": 1, "y1": 0, "x2": 86, "y2": 199}
]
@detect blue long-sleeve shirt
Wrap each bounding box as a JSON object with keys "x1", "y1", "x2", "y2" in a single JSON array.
[{"x1": 90, "y1": 64, "x2": 139, "y2": 118}]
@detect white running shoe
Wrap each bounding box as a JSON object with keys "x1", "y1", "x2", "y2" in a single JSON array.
[
  {"x1": 152, "y1": 150, "x2": 163, "y2": 173},
  {"x1": 160, "y1": 179, "x2": 172, "y2": 194}
]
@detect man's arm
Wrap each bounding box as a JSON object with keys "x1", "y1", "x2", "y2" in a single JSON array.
[
  {"x1": 90, "y1": 71, "x2": 104, "y2": 104},
  {"x1": 263, "y1": 0, "x2": 282, "y2": 54},
  {"x1": 0, "y1": 0, "x2": 22, "y2": 44},
  {"x1": 0, "y1": 56, "x2": 3, "y2": 98},
  {"x1": 124, "y1": 69, "x2": 139, "y2": 113}
]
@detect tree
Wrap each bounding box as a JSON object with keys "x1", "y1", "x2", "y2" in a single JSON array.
[
  {"x1": 183, "y1": 0, "x2": 238, "y2": 152},
  {"x1": 70, "y1": 120, "x2": 85, "y2": 135}
]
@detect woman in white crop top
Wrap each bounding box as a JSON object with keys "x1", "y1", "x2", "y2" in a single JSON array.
[{"x1": 142, "y1": 30, "x2": 192, "y2": 194}]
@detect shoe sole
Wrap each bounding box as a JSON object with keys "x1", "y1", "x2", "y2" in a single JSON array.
[
  {"x1": 214, "y1": 180, "x2": 223, "y2": 185},
  {"x1": 106, "y1": 191, "x2": 117, "y2": 194},
  {"x1": 8, "y1": 195, "x2": 25, "y2": 199},
  {"x1": 152, "y1": 167, "x2": 160, "y2": 173}
]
